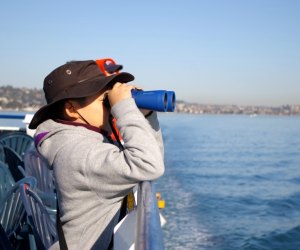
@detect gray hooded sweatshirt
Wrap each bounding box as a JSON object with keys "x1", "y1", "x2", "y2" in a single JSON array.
[{"x1": 35, "y1": 98, "x2": 165, "y2": 249}]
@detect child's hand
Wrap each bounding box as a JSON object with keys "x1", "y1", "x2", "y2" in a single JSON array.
[{"x1": 108, "y1": 82, "x2": 134, "y2": 107}]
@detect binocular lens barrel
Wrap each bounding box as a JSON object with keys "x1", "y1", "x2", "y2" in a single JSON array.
[
  {"x1": 131, "y1": 89, "x2": 176, "y2": 112},
  {"x1": 167, "y1": 91, "x2": 176, "y2": 112}
]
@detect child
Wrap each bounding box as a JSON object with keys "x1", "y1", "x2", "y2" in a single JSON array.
[{"x1": 29, "y1": 59, "x2": 165, "y2": 249}]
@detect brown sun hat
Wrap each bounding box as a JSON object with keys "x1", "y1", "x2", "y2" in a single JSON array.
[{"x1": 29, "y1": 59, "x2": 134, "y2": 129}]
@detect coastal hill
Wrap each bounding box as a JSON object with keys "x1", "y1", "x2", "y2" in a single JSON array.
[{"x1": 0, "y1": 85, "x2": 299, "y2": 115}]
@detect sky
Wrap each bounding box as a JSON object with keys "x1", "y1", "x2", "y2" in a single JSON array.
[{"x1": 0, "y1": 0, "x2": 299, "y2": 106}]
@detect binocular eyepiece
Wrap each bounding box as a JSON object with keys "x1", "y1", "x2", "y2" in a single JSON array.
[{"x1": 131, "y1": 89, "x2": 176, "y2": 112}]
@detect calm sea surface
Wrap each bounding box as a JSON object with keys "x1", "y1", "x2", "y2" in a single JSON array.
[{"x1": 156, "y1": 114, "x2": 300, "y2": 250}]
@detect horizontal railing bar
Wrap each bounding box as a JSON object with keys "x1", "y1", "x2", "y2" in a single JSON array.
[{"x1": 0, "y1": 114, "x2": 26, "y2": 119}]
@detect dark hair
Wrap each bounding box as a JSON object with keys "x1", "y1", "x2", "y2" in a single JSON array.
[
  {"x1": 47, "y1": 100, "x2": 67, "y2": 121},
  {"x1": 48, "y1": 83, "x2": 112, "y2": 121},
  {"x1": 49, "y1": 97, "x2": 88, "y2": 121}
]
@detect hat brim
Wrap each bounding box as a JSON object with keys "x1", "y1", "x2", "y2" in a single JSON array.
[{"x1": 29, "y1": 72, "x2": 134, "y2": 129}]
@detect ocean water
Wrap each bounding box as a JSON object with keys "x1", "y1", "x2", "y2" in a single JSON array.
[{"x1": 156, "y1": 114, "x2": 300, "y2": 250}]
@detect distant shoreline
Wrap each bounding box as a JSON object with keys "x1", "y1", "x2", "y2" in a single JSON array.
[
  {"x1": 175, "y1": 101, "x2": 300, "y2": 116},
  {"x1": 0, "y1": 86, "x2": 299, "y2": 115},
  {"x1": 1, "y1": 105, "x2": 300, "y2": 116}
]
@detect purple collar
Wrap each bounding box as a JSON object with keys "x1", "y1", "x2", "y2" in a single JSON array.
[{"x1": 34, "y1": 132, "x2": 49, "y2": 146}]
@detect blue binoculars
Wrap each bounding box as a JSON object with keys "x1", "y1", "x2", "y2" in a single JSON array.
[{"x1": 131, "y1": 89, "x2": 176, "y2": 112}]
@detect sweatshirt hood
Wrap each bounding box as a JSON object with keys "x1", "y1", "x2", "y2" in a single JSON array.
[{"x1": 35, "y1": 119, "x2": 104, "y2": 169}]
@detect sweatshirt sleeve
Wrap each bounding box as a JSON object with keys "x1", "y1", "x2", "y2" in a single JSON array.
[
  {"x1": 113, "y1": 98, "x2": 164, "y2": 162},
  {"x1": 85, "y1": 98, "x2": 165, "y2": 198}
]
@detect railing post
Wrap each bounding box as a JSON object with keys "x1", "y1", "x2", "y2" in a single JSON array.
[{"x1": 135, "y1": 181, "x2": 164, "y2": 250}]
